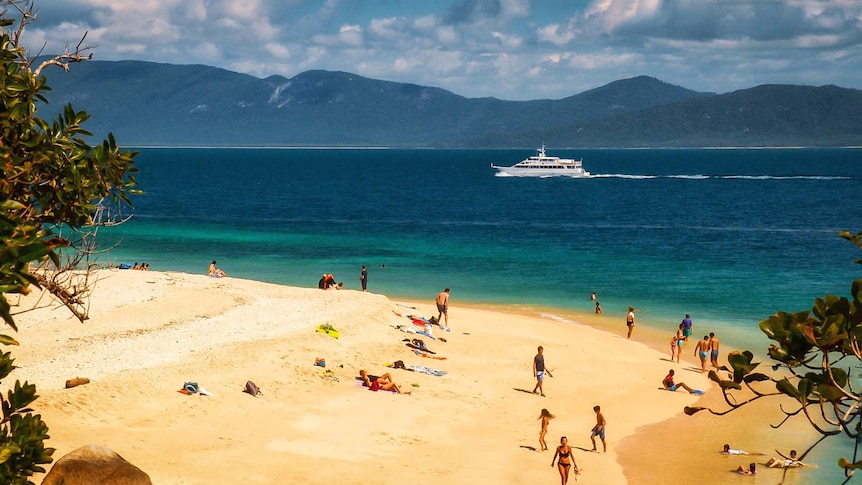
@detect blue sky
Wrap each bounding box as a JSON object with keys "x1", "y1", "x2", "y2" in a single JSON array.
[{"x1": 22, "y1": 0, "x2": 862, "y2": 100}]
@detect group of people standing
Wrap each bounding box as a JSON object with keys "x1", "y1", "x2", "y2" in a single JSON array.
[
  {"x1": 669, "y1": 314, "x2": 721, "y2": 372},
  {"x1": 540, "y1": 404, "x2": 606, "y2": 484},
  {"x1": 533, "y1": 346, "x2": 607, "y2": 484}
]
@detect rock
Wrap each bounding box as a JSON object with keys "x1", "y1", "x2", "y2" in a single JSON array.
[
  {"x1": 42, "y1": 444, "x2": 152, "y2": 485},
  {"x1": 64, "y1": 377, "x2": 90, "y2": 388}
]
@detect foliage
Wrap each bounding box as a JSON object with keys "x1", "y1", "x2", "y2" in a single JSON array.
[
  {"x1": 685, "y1": 230, "x2": 862, "y2": 481},
  {"x1": 0, "y1": 1, "x2": 139, "y2": 482}
]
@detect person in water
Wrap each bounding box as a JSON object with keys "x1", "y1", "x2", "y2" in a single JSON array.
[{"x1": 550, "y1": 436, "x2": 580, "y2": 484}]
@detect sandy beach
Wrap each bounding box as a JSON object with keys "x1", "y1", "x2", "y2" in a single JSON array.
[{"x1": 8, "y1": 269, "x2": 815, "y2": 484}]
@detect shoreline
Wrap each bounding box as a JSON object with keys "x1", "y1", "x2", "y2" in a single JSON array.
[{"x1": 9, "y1": 270, "x2": 819, "y2": 484}]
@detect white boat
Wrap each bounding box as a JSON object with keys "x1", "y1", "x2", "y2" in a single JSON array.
[{"x1": 491, "y1": 145, "x2": 590, "y2": 178}]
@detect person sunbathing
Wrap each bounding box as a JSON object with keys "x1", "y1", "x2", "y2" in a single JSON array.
[
  {"x1": 736, "y1": 463, "x2": 756, "y2": 475},
  {"x1": 359, "y1": 370, "x2": 411, "y2": 394},
  {"x1": 661, "y1": 369, "x2": 699, "y2": 394},
  {"x1": 208, "y1": 260, "x2": 227, "y2": 277}
]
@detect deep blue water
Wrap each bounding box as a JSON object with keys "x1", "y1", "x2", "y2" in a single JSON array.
[{"x1": 95, "y1": 147, "x2": 862, "y2": 477}]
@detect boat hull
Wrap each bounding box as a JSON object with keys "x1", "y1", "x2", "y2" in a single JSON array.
[{"x1": 491, "y1": 165, "x2": 590, "y2": 178}]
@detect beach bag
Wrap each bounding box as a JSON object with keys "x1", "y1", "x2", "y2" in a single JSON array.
[
  {"x1": 429, "y1": 316, "x2": 438, "y2": 326},
  {"x1": 243, "y1": 380, "x2": 261, "y2": 396},
  {"x1": 394, "y1": 360, "x2": 406, "y2": 369}
]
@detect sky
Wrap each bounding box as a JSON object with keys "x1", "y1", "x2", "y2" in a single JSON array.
[{"x1": 16, "y1": 0, "x2": 862, "y2": 100}]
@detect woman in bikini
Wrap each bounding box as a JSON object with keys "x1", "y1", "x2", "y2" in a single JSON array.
[
  {"x1": 551, "y1": 436, "x2": 579, "y2": 484},
  {"x1": 538, "y1": 409, "x2": 555, "y2": 451}
]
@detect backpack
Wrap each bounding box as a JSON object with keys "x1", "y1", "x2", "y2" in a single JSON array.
[{"x1": 243, "y1": 380, "x2": 261, "y2": 396}]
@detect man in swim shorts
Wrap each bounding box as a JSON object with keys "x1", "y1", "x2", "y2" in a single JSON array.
[
  {"x1": 590, "y1": 405, "x2": 607, "y2": 452},
  {"x1": 436, "y1": 288, "x2": 450, "y2": 332},
  {"x1": 694, "y1": 335, "x2": 710, "y2": 372},
  {"x1": 709, "y1": 332, "x2": 720, "y2": 368},
  {"x1": 532, "y1": 346, "x2": 553, "y2": 397},
  {"x1": 681, "y1": 314, "x2": 693, "y2": 341}
]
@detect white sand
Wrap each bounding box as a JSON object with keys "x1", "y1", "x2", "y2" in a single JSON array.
[{"x1": 8, "y1": 269, "x2": 801, "y2": 484}]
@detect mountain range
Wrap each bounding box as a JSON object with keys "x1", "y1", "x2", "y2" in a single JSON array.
[{"x1": 39, "y1": 60, "x2": 862, "y2": 148}]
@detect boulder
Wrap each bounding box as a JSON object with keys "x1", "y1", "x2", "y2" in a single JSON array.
[{"x1": 42, "y1": 444, "x2": 152, "y2": 485}]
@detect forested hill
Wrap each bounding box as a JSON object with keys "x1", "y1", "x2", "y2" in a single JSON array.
[{"x1": 39, "y1": 60, "x2": 862, "y2": 147}]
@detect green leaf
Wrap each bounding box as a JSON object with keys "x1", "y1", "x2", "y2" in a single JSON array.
[{"x1": 0, "y1": 335, "x2": 19, "y2": 346}]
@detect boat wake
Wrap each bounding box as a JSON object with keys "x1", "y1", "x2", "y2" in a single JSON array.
[{"x1": 590, "y1": 174, "x2": 851, "y2": 180}]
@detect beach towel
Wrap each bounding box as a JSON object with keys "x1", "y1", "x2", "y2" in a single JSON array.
[
  {"x1": 413, "y1": 349, "x2": 446, "y2": 360},
  {"x1": 410, "y1": 365, "x2": 447, "y2": 376},
  {"x1": 415, "y1": 331, "x2": 436, "y2": 340},
  {"x1": 316, "y1": 324, "x2": 340, "y2": 339}
]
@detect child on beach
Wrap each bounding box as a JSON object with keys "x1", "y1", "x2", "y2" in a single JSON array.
[{"x1": 539, "y1": 408, "x2": 555, "y2": 451}]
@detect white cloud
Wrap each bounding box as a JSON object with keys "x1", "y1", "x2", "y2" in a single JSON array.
[{"x1": 537, "y1": 23, "x2": 575, "y2": 45}]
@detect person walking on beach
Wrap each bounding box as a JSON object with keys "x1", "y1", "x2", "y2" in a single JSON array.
[
  {"x1": 626, "y1": 306, "x2": 636, "y2": 338},
  {"x1": 436, "y1": 288, "x2": 450, "y2": 332},
  {"x1": 533, "y1": 346, "x2": 553, "y2": 397},
  {"x1": 551, "y1": 436, "x2": 580, "y2": 484},
  {"x1": 590, "y1": 405, "x2": 607, "y2": 452},
  {"x1": 694, "y1": 335, "x2": 710, "y2": 372},
  {"x1": 672, "y1": 323, "x2": 685, "y2": 362},
  {"x1": 538, "y1": 408, "x2": 555, "y2": 451},
  {"x1": 681, "y1": 314, "x2": 693, "y2": 341},
  {"x1": 709, "y1": 332, "x2": 720, "y2": 368},
  {"x1": 360, "y1": 265, "x2": 368, "y2": 291}
]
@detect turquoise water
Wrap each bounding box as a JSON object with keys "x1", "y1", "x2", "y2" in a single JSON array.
[
  {"x1": 93, "y1": 147, "x2": 862, "y2": 478},
  {"x1": 99, "y1": 147, "x2": 862, "y2": 343}
]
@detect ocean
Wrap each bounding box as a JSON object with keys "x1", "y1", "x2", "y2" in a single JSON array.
[
  {"x1": 95, "y1": 146, "x2": 862, "y2": 477},
  {"x1": 98, "y1": 147, "x2": 862, "y2": 343}
]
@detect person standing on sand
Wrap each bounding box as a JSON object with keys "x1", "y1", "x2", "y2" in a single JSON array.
[
  {"x1": 436, "y1": 288, "x2": 450, "y2": 332},
  {"x1": 681, "y1": 314, "x2": 693, "y2": 341},
  {"x1": 532, "y1": 346, "x2": 553, "y2": 397},
  {"x1": 551, "y1": 436, "x2": 579, "y2": 484},
  {"x1": 360, "y1": 265, "x2": 368, "y2": 291},
  {"x1": 626, "y1": 306, "x2": 635, "y2": 338},
  {"x1": 538, "y1": 408, "x2": 555, "y2": 451},
  {"x1": 694, "y1": 335, "x2": 710, "y2": 372},
  {"x1": 709, "y1": 332, "x2": 720, "y2": 368},
  {"x1": 590, "y1": 405, "x2": 607, "y2": 452}
]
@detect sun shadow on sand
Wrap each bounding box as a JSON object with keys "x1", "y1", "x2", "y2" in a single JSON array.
[
  {"x1": 520, "y1": 445, "x2": 537, "y2": 452},
  {"x1": 513, "y1": 388, "x2": 540, "y2": 395},
  {"x1": 572, "y1": 446, "x2": 598, "y2": 453}
]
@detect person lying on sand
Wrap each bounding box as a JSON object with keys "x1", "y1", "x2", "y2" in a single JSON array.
[
  {"x1": 359, "y1": 370, "x2": 411, "y2": 394},
  {"x1": 736, "y1": 463, "x2": 756, "y2": 475}
]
